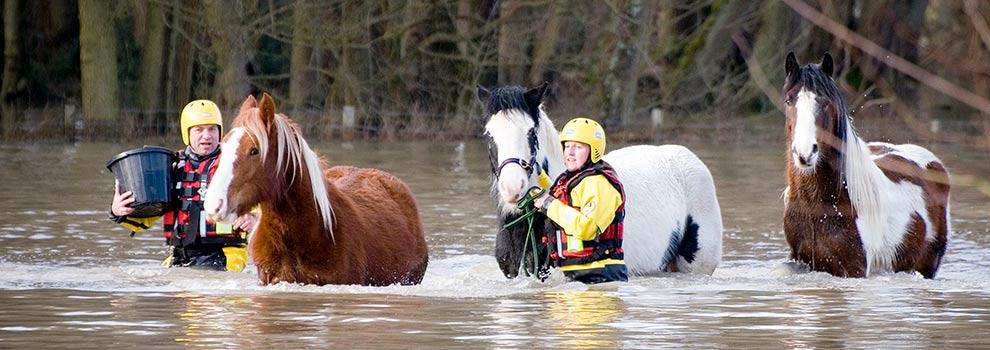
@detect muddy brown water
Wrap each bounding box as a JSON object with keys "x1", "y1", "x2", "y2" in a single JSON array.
[{"x1": 1, "y1": 140, "x2": 987, "y2": 348}]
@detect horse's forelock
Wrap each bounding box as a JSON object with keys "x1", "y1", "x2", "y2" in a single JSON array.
[
  {"x1": 485, "y1": 86, "x2": 541, "y2": 127},
  {"x1": 787, "y1": 65, "x2": 849, "y2": 122},
  {"x1": 240, "y1": 108, "x2": 271, "y2": 164}
]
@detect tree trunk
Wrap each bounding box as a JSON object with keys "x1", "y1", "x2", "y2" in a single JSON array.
[
  {"x1": 576, "y1": 3, "x2": 620, "y2": 121},
  {"x1": 497, "y1": 0, "x2": 526, "y2": 85},
  {"x1": 167, "y1": 0, "x2": 196, "y2": 113},
  {"x1": 1, "y1": 0, "x2": 21, "y2": 137},
  {"x1": 528, "y1": 1, "x2": 563, "y2": 84},
  {"x1": 602, "y1": 0, "x2": 657, "y2": 128},
  {"x1": 206, "y1": 0, "x2": 250, "y2": 107},
  {"x1": 138, "y1": 1, "x2": 166, "y2": 120},
  {"x1": 454, "y1": 0, "x2": 472, "y2": 59},
  {"x1": 289, "y1": 0, "x2": 311, "y2": 111},
  {"x1": 78, "y1": 0, "x2": 120, "y2": 134}
]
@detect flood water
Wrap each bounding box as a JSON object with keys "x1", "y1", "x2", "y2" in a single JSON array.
[{"x1": 1, "y1": 139, "x2": 988, "y2": 349}]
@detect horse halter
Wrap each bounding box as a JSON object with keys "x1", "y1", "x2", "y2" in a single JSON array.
[{"x1": 489, "y1": 127, "x2": 541, "y2": 179}]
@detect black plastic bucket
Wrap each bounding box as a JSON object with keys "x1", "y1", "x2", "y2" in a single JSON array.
[{"x1": 106, "y1": 146, "x2": 177, "y2": 218}]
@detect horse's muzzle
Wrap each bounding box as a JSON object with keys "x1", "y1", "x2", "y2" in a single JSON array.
[
  {"x1": 204, "y1": 196, "x2": 229, "y2": 223},
  {"x1": 791, "y1": 144, "x2": 819, "y2": 169}
]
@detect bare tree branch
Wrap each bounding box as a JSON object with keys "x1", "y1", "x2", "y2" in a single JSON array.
[
  {"x1": 783, "y1": 0, "x2": 990, "y2": 114},
  {"x1": 965, "y1": 0, "x2": 990, "y2": 52}
]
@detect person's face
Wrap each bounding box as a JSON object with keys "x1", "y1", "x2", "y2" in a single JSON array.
[
  {"x1": 563, "y1": 141, "x2": 591, "y2": 172},
  {"x1": 189, "y1": 124, "x2": 220, "y2": 156}
]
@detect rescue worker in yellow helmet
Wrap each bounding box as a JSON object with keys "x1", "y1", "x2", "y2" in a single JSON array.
[
  {"x1": 108, "y1": 100, "x2": 256, "y2": 272},
  {"x1": 534, "y1": 117, "x2": 628, "y2": 283}
]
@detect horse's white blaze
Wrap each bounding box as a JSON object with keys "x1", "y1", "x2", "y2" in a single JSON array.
[
  {"x1": 204, "y1": 128, "x2": 245, "y2": 224},
  {"x1": 484, "y1": 108, "x2": 561, "y2": 215},
  {"x1": 843, "y1": 124, "x2": 944, "y2": 275},
  {"x1": 792, "y1": 89, "x2": 820, "y2": 168}
]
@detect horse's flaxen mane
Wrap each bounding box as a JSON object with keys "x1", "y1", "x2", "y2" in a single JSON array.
[{"x1": 239, "y1": 108, "x2": 336, "y2": 238}]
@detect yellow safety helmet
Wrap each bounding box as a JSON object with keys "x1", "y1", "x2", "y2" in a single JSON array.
[
  {"x1": 180, "y1": 100, "x2": 223, "y2": 145},
  {"x1": 560, "y1": 117, "x2": 606, "y2": 163}
]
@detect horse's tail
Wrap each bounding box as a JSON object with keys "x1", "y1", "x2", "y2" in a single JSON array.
[{"x1": 661, "y1": 215, "x2": 700, "y2": 271}]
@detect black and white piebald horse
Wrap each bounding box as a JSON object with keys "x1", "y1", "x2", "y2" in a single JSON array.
[
  {"x1": 478, "y1": 82, "x2": 724, "y2": 279},
  {"x1": 782, "y1": 52, "x2": 950, "y2": 278}
]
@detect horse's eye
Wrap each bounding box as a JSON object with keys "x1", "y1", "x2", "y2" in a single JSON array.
[
  {"x1": 249, "y1": 147, "x2": 259, "y2": 155},
  {"x1": 784, "y1": 98, "x2": 793, "y2": 106}
]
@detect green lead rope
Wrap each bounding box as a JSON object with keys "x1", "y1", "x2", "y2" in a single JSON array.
[{"x1": 503, "y1": 187, "x2": 546, "y2": 277}]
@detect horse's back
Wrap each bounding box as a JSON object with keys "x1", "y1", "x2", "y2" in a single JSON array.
[
  {"x1": 603, "y1": 145, "x2": 722, "y2": 275},
  {"x1": 326, "y1": 165, "x2": 422, "y2": 227},
  {"x1": 325, "y1": 165, "x2": 428, "y2": 284},
  {"x1": 868, "y1": 142, "x2": 947, "y2": 173},
  {"x1": 867, "y1": 142, "x2": 950, "y2": 199}
]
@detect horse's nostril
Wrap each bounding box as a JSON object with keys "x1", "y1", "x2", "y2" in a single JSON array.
[
  {"x1": 209, "y1": 198, "x2": 225, "y2": 214},
  {"x1": 812, "y1": 144, "x2": 819, "y2": 154}
]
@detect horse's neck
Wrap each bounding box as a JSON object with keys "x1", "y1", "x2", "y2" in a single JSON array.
[
  {"x1": 788, "y1": 150, "x2": 846, "y2": 203},
  {"x1": 261, "y1": 169, "x2": 337, "y2": 246}
]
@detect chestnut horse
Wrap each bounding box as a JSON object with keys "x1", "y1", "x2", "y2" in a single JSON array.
[
  {"x1": 204, "y1": 93, "x2": 428, "y2": 286},
  {"x1": 782, "y1": 52, "x2": 950, "y2": 278}
]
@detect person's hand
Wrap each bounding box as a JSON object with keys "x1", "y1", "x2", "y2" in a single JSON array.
[
  {"x1": 233, "y1": 213, "x2": 258, "y2": 232},
  {"x1": 111, "y1": 182, "x2": 135, "y2": 217},
  {"x1": 533, "y1": 191, "x2": 554, "y2": 212}
]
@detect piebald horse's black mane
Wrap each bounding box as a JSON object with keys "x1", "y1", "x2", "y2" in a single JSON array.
[{"x1": 481, "y1": 85, "x2": 543, "y2": 126}]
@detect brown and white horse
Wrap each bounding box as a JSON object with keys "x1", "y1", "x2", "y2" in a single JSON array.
[
  {"x1": 204, "y1": 93, "x2": 428, "y2": 286},
  {"x1": 782, "y1": 52, "x2": 950, "y2": 278}
]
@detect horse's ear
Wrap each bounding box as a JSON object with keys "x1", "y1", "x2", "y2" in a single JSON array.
[
  {"x1": 820, "y1": 52, "x2": 834, "y2": 77},
  {"x1": 239, "y1": 95, "x2": 258, "y2": 116},
  {"x1": 476, "y1": 85, "x2": 490, "y2": 105},
  {"x1": 524, "y1": 81, "x2": 549, "y2": 108},
  {"x1": 786, "y1": 52, "x2": 798, "y2": 77},
  {"x1": 259, "y1": 93, "x2": 277, "y2": 126}
]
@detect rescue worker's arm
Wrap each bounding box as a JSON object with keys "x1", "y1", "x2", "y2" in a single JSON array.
[
  {"x1": 544, "y1": 175, "x2": 622, "y2": 241},
  {"x1": 108, "y1": 182, "x2": 161, "y2": 232}
]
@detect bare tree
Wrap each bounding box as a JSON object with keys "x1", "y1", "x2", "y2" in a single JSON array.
[
  {"x1": 1, "y1": 0, "x2": 20, "y2": 137},
  {"x1": 78, "y1": 0, "x2": 120, "y2": 133},
  {"x1": 137, "y1": 0, "x2": 167, "y2": 121}
]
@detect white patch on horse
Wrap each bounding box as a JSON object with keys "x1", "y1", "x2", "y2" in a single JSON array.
[
  {"x1": 204, "y1": 127, "x2": 245, "y2": 224},
  {"x1": 869, "y1": 142, "x2": 943, "y2": 169},
  {"x1": 792, "y1": 89, "x2": 819, "y2": 170},
  {"x1": 842, "y1": 120, "x2": 935, "y2": 275}
]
